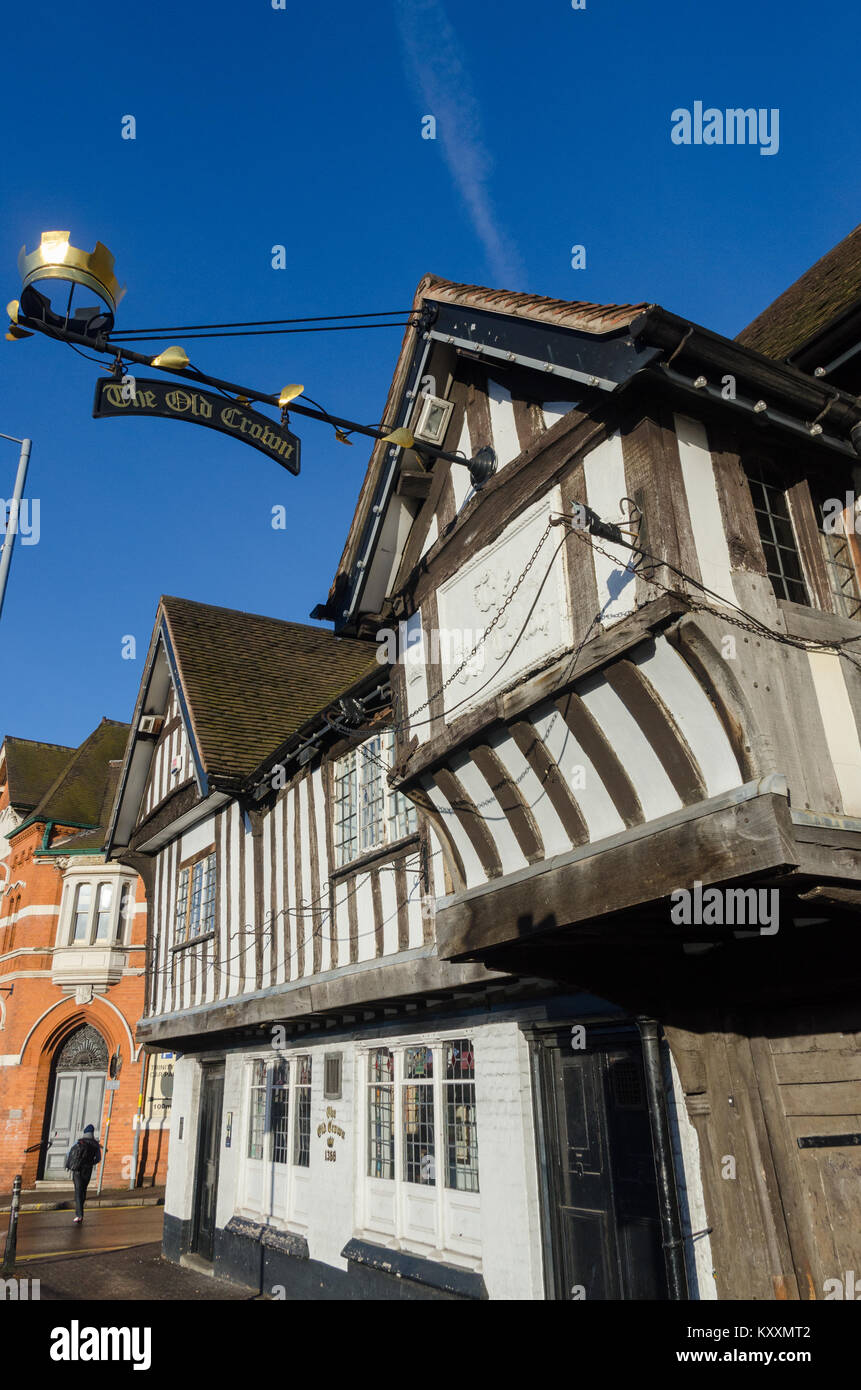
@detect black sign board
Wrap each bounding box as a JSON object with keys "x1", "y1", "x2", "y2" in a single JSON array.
[
  {"x1": 93, "y1": 377, "x2": 300, "y2": 474},
  {"x1": 797, "y1": 1133, "x2": 861, "y2": 1149}
]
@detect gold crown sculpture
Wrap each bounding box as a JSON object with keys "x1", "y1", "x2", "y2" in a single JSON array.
[{"x1": 17, "y1": 231, "x2": 126, "y2": 313}]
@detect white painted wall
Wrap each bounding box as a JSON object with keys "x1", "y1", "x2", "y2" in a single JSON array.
[
  {"x1": 164, "y1": 1057, "x2": 200, "y2": 1226},
  {"x1": 178, "y1": 1019, "x2": 546, "y2": 1299}
]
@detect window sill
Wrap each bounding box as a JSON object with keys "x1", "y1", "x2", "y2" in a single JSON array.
[
  {"x1": 330, "y1": 832, "x2": 421, "y2": 882},
  {"x1": 171, "y1": 930, "x2": 216, "y2": 954},
  {"x1": 777, "y1": 598, "x2": 861, "y2": 642},
  {"x1": 341, "y1": 1238, "x2": 487, "y2": 1299}
]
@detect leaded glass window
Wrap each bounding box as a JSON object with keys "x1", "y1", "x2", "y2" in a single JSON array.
[
  {"x1": 247, "y1": 1060, "x2": 267, "y2": 1160},
  {"x1": 293, "y1": 1056, "x2": 311, "y2": 1167},
  {"x1": 816, "y1": 492, "x2": 861, "y2": 619},
  {"x1": 368, "y1": 1048, "x2": 395, "y2": 1179},
  {"x1": 746, "y1": 460, "x2": 808, "y2": 604},
  {"x1": 443, "y1": 1038, "x2": 479, "y2": 1193},
  {"x1": 175, "y1": 853, "x2": 215, "y2": 942},
  {"x1": 174, "y1": 868, "x2": 189, "y2": 943},
  {"x1": 333, "y1": 732, "x2": 417, "y2": 868},
  {"x1": 403, "y1": 1046, "x2": 435, "y2": 1185},
  {"x1": 271, "y1": 1060, "x2": 290, "y2": 1165}
]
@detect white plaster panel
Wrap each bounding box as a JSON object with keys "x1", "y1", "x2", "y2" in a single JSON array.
[
  {"x1": 583, "y1": 432, "x2": 637, "y2": 627},
  {"x1": 635, "y1": 636, "x2": 741, "y2": 797},
  {"x1": 674, "y1": 413, "x2": 736, "y2": 608},
  {"x1": 436, "y1": 488, "x2": 572, "y2": 718}
]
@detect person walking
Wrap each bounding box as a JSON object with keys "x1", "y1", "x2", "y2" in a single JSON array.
[{"x1": 64, "y1": 1123, "x2": 102, "y2": 1224}]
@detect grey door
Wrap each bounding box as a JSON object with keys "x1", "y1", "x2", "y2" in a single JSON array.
[
  {"x1": 45, "y1": 1071, "x2": 105, "y2": 1177},
  {"x1": 43, "y1": 1026, "x2": 107, "y2": 1178}
]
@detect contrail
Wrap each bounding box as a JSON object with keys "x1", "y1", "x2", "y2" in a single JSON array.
[{"x1": 394, "y1": 0, "x2": 525, "y2": 287}]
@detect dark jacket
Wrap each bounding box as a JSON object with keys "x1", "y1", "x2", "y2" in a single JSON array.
[{"x1": 65, "y1": 1136, "x2": 102, "y2": 1178}]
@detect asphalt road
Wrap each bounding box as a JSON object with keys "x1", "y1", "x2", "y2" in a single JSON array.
[{"x1": 2, "y1": 1201, "x2": 165, "y2": 1263}]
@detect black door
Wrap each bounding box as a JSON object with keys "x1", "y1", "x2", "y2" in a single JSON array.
[
  {"x1": 531, "y1": 1026, "x2": 669, "y2": 1300},
  {"x1": 192, "y1": 1066, "x2": 224, "y2": 1262}
]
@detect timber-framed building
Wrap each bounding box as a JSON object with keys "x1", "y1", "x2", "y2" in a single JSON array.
[{"x1": 110, "y1": 227, "x2": 861, "y2": 1299}]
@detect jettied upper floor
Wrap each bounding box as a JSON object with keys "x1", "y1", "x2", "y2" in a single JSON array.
[{"x1": 317, "y1": 241, "x2": 861, "y2": 1013}]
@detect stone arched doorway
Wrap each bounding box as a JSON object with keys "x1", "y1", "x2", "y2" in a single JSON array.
[{"x1": 40, "y1": 1024, "x2": 108, "y2": 1179}]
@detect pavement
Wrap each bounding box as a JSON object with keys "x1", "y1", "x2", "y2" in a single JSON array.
[
  {"x1": 0, "y1": 1184, "x2": 165, "y2": 1213},
  {"x1": 1, "y1": 1203, "x2": 259, "y2": 1299}
]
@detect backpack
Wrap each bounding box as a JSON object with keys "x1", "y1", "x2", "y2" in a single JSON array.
[{"x1": 65, "y1": 1140, "x2": 91, "y2": 1173}]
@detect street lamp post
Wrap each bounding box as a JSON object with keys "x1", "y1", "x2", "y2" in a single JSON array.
[{"x1": 0, "y1": 432, "x2": 32, "y2": 624}]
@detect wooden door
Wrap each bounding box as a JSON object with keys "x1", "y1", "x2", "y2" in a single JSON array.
[
  {"x1": 532, "y1": 1026, "x2": 669, "y2": 1300},
  {"x1": 192, "y1": 1067, "x2": 224, "y2": 1261}
]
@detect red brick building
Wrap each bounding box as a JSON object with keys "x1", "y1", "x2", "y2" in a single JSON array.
[{"x1": 0, "y1": 719, "x2": 169, "y2": 1190}]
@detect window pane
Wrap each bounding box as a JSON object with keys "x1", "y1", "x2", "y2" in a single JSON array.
[
  {"x1": 816, "y1": 493, "x2": 861, "y2": 619},
  {"x1": 247, "y1": 1060, "x2": 267, "y2": 1160},
  {"x1": 403, "y1": 1046, "x2": 435, "y2": 1185},
  {"x1": 745, "y1": 460, "x2": 809, "y2": 605},
  {"x1": 189, "y1": 861, "x2": 204, "y2": 936},
  {"x1": 117, "y1": 882, "x2": 133, "y2": 942},
  {"x1": 368, "y1": 1048, "x2": 394, "y2": 1179},
  {"x1": 294, "y1": 1056, "x2": 311, "y2": 1167},
  {"x1": 199, "y1": 854, "x2": 216, "y2": 934},
  {"x1": 333, "y1": 750, "x2": 358, "y2": 868},
  {"x1": 358, "y1": 738, "x2": 384, "y2": 854},
  {"x1": 271, "y1": 1060, "x2": 290, "y2": 1164},
  {"x1": 72, "y1": 884, "x2": 91, "y2": 942},
  {"x1": 386, "y1": 730, "x2": 417, "y2": 842},
  {"x1": 174, "y1": 868, "x2": 189, "y2": 942},
  {"x1": 444, "y1": 1039, "x2": 479, "y2": 1193},
  {"x1": 94, "y1": 883, "x2": 113, "y2": 941}
]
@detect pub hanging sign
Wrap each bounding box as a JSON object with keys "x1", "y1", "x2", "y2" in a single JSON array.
[{"x1": 92, "y1": 376, "x2": 300, "y2": 474}]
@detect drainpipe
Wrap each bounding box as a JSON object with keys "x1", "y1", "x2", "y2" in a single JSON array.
[
  {"x1": 129, "y1": 1051, "x2": 149, "y2": 1189},
  {"x1": 636, "y1": 1016, "x2": 689, "y2": 1301}
]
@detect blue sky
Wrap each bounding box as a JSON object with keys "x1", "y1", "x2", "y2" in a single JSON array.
[{"x1": 1, "y1": 0, "x2": 859, "y2": 749}]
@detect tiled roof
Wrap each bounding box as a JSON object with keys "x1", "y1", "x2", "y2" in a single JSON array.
[
  {"x1": 28, "y1": 719, "x2": 131, "y2": 832},
  {"x1": 736, "y1": 224, "x2": 861, "y2": 360},
  {"x1": 418, "y1": 273, "x2": 650, "y2": 336},
  {"x1": 2, "y1": 738, "x2": 76, "y2": 812},
  {"x1": 160, "y1": 596, "x2": 378, "y2": 784}
]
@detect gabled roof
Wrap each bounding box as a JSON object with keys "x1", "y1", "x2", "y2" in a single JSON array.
[
  {"x1": 160, "y1": 596, "x2": 378, "y2": 786},
  {"x1": 329, "y1": 274, "x2": 652, "y2": 602},
  {"x1": 736, "y1": 223, "x2": 861, "y2": 361},
  {"x1": 25, "y1": 719, "x2": 130, "y2": 833},
  {"x1": 1, "y1": 738, "x2": 76, "y2": 812}
]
